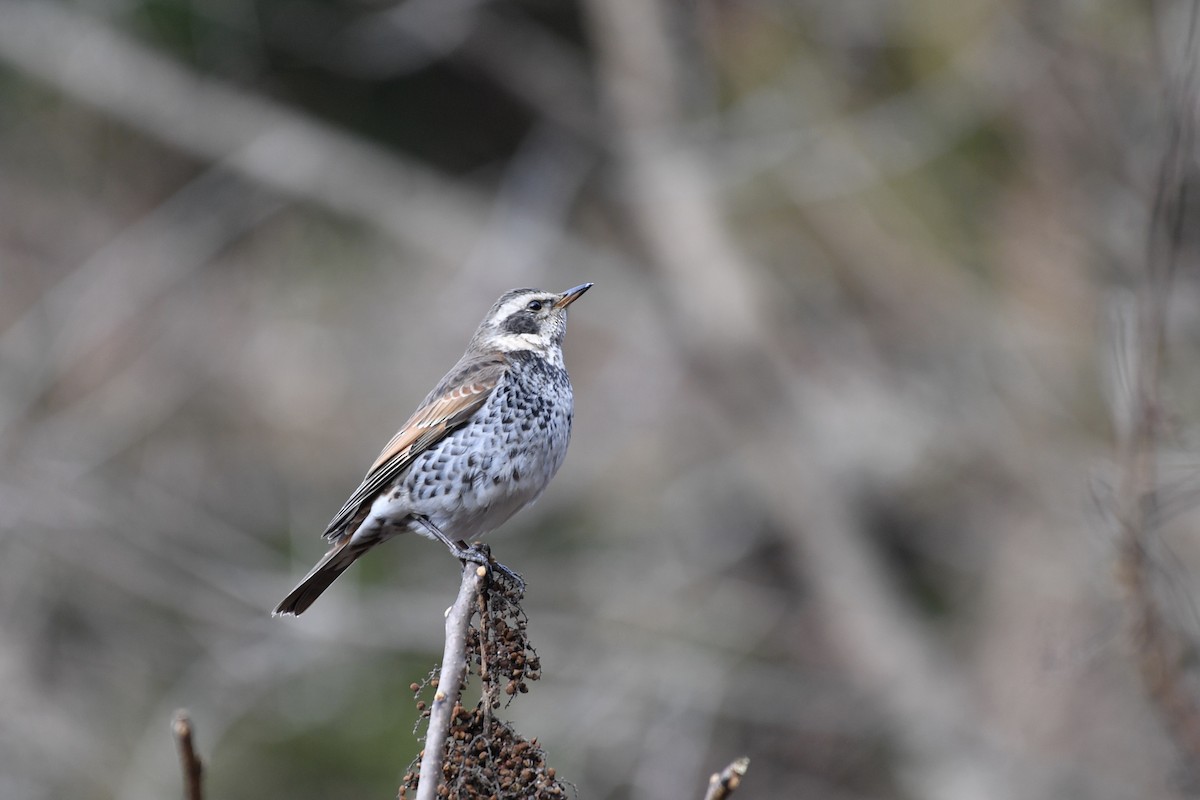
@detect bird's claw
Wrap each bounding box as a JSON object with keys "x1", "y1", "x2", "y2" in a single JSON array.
[
  {"x1": 457, "y1": 542, "x2": 491, "y2": 566},
  {"x1": 488, "y1": 561, "x2": 526, "y2": 594},
  {"x1": 458, "y1": 543, "x2": 525, "y2": 594}
]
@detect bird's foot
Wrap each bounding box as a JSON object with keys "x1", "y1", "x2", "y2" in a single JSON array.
[
  {"x1": 488, "y1": 560, "x2": 526, "y2": 595},
  {"x1": 458, "y1": 542, "x2": 526, "y2": 595},
  {"x1": 414, "y1": 517, "x2": 526, "y2": 595}
]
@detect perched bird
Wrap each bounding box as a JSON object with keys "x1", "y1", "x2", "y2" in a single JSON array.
[{"x1": 274, "y1": 283, "x2": 592, "y2": 616}]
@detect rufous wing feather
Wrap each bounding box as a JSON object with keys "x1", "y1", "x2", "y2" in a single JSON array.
[{"x1": 319, "y1": 355, "x2": 508, "y2": 541}]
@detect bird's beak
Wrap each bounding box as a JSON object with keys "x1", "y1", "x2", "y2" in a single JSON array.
[{"x1": 554, "y1": 282, "x2": 593, "y2": 309}]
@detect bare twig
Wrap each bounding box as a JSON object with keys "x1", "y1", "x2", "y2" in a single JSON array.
[
  {"x1": 702, "y1": 756, "x2": 749, "y2": 800},
  {"x1": 171, "y1": 710, "x2": 203, "y2": 800},
  {"x1": 416, "y1": 563, "x2": 486, "y2": 800}
]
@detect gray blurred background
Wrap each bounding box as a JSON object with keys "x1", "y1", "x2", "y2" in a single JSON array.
[{"x1": 3, "y1": 0, "x2": 1200, "y2": 798}]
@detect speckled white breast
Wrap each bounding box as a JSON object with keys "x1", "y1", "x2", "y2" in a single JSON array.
[{"x1": 359, "y1": 351, "x2": 573, "y2": 543}]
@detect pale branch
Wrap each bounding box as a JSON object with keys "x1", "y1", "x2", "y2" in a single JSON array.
[
  {"x1": 0, "y1": 1, "x2": 483, "y2": 268},
  {"x1": 0, "y1": 1, "x2": 656, "y2": 349},
  {"x1": 171, "y1": 709, "x2": 204, "y2": 800},
  {"x1": 702, "y1": 757, "x2": 749, "y2": 800},
  {"x1": 416, "y1": 562, "x2": 486, "y2": 800}
]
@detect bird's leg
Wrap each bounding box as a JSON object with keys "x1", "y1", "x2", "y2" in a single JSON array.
[
  {"x1": 411, "y1": 516, "x2": 525, "y2": 593},
  {"x1": 412, "y1": 515, "x2": 476, "y2": 559}
]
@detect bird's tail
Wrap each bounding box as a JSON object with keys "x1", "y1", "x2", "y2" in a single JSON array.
[{"x1": 273, "y1": 539, "x2": 366, "y2": 616}]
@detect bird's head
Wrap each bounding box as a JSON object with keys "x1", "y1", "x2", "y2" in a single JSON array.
[{"x1": 470, "y1": 283, "x2": 592, "y2": 361}]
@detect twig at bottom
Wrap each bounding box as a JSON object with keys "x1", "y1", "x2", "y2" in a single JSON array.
[
  {"x1": 171, "y1": 709, "x2": 204, "y2": 800},
  {"x1": 416, "y1": 562, "x2": 486, "y2": 800},
  {"x1": 702, "y1": 756, "x2": 749, "y2": 800}
]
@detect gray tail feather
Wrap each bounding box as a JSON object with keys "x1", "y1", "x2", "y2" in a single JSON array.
[{"x1": 273, "y1": 541, "x2": 364, "y2": 616}]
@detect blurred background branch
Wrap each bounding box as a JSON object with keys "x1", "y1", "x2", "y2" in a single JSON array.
[
  {"x1": 2, "y1": 0, "x2": 1200, "y2": 798},
  {"x1": 586, "y1": 0, "x2": 1049, "y2": 797},
  {"x1": 0, "y1": 1, "x2": 486, "y2": 265},
  {"x1": 1109, "y1": 0, "x2": 1200, "y2": 768}
]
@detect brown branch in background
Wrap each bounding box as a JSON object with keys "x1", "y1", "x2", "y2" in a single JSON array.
[
  {"x1": 1113, "y1": 0, "x2": 1200, "y2": 764},
  {"x1": 415, "y1": 562, "x2": 485, "y2": 800},
  {"x1": 702, "y1": 756, "x2": 749, "y2": 800},
  {"x1": 582, "y1": 0, "x2": 1035, "y2": 797},
  {"x1": 1119, "y1": 527, "x2": 1200, "y2": 759},
  {"x1": 171, "y1": 709, "x2": 204, "y2": 800},
  {"x1": 1114, "y1": 281, "x2": 1200, "y2": 759}
]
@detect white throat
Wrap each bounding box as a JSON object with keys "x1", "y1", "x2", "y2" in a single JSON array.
[{"x1": 492, "y1": 332, "x2": 562, "y2": 365}]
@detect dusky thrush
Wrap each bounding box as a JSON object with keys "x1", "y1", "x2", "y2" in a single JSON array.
[{"x1": 274, "y1": 283, "x2": 591, "y2": 615}]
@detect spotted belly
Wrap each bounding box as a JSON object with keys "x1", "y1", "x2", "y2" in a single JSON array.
[{"x1": 379, "y1": 413, "x2": 569, "y2": 542}]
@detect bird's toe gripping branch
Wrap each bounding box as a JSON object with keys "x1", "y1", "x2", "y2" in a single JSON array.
[
  {"x1": 460, "y1": 542, "x2": 526, "y2": 595},
  {"x1": 412, "y1": 516, "x2": 526, "y2": 594}
]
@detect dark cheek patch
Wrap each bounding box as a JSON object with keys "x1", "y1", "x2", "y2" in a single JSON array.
[{"x1": 503, "y1": 313, "x2": 540, "y2": 335}]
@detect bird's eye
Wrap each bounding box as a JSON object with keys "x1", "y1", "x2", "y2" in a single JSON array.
[{"x1": 527, "y1": 300, "x2": 543, "y2": 312}]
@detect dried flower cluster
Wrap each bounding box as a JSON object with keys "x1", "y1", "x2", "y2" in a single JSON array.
[
  {"x1": 399, "y1": 565, "x2": 569, "y2": 799},
  {"x1": 399, "y1": 704, "x2": 567, "y2": 800},
  {"x1": 470, "y1": 568, "x2": 542, "y2": 707}
]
